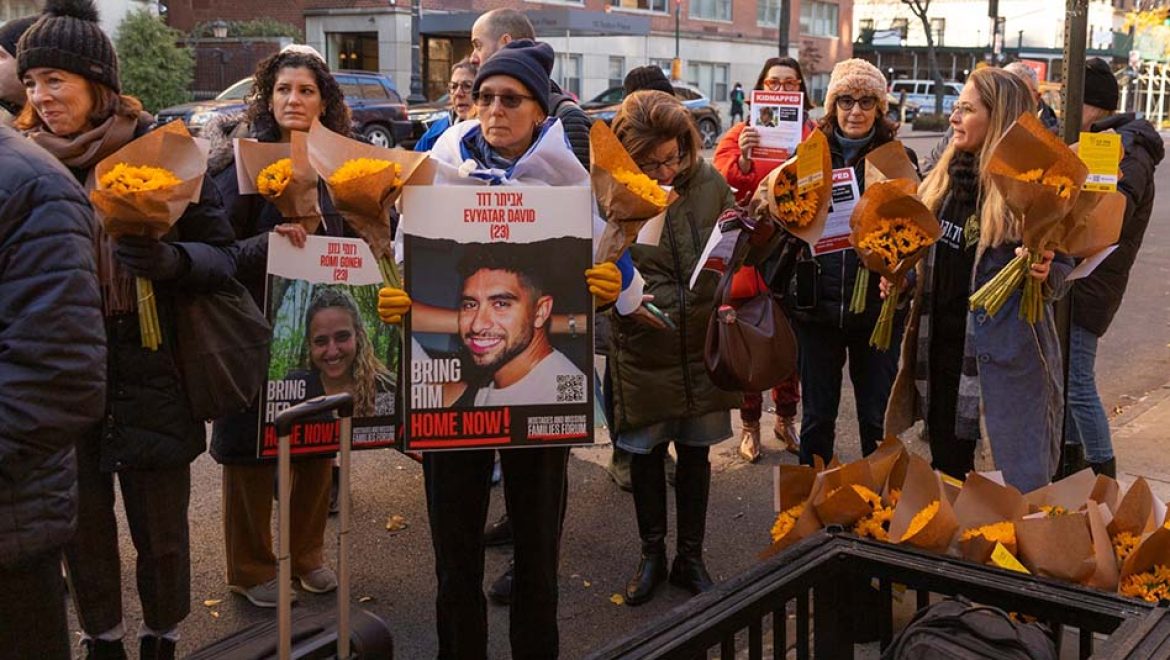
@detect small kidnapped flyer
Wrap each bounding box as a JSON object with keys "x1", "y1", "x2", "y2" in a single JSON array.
[
  {"x1": 257, "y1": 234, "x2": 401, "y2": 457},
  {"x1": 750, "y1": 90, "x2": 804, "y2": 161},
  {"x1": 401, "y1": 186, "x2": 595, "y2": 451},
  {"x1": 813, "y1": 168, "x2": 861, "y2": 256}
]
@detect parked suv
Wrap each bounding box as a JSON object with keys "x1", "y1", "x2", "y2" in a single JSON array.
[
  {"x1": 582, "y1": 82, "x2": 724, "y2": 149},
  {"x1": 889, "y1": 79, "x2": 963, "y2": 115},
  {"x1": 156, "y1": 70, "x2": 412, "y2": 146}
]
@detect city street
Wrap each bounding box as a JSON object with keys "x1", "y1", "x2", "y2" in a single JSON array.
[{"x1": 74, "y1": 129, "x2": 1170, "y2": 659}]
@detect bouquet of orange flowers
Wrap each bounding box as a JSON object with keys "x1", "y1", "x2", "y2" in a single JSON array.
[
  {"x1": 848, "y1": 179, "x2": 940, "y2": 350},
  {"x1": 589, "y1": 121, "x2": 677, "y2": 263},
  {"x1": 235, "y1": 132, "x2": 322, "y2": 232},
  {"x1": 307, "y1": 120, "x2": 427, "y2": 288},
  {"x1": 91, "y1": 121, "x2": 208, "y2": 350},
  {"x1": 972, "y1": 112, "x2": 1089, "y2": 323},
  {"x1": 754, "y1": 130, "x2": 832, "y2": 245}
]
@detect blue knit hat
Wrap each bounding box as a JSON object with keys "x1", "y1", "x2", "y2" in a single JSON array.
[{"x1": 474, "y1": 39, "x2": 554, "y2": 115}]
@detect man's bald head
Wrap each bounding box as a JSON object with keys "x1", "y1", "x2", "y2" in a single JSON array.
[{"x1": 470, "y1": 9, "x2": 536, "y2": 66}]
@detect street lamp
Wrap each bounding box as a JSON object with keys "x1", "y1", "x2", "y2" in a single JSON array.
[
  {"x1": 210, "y1": 19, "x2": 228, "y2": 39},
  {"x1": 672, "y1": 0, "x2": 681, "y2": 81},
  {"x1": 407, "y1": 0, "x2": 426, "y2": 104}
]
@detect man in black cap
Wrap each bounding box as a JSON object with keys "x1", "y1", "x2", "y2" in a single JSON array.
[
  {"x1": 624, "y1": 64, "x2": 674, "y2": 96},
  {"x1": 0, "y1": 16, "x2": 36, "y2": 117},
  {"x1": 1066, "y1": 58, "x2": 1164, "y2": 478}
]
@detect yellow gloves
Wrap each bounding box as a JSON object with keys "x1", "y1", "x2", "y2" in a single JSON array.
[
  {"x1": 378, "y1": 287, "x2": 412, "y2": 324},
  {"x1": 585, "y1": 262, "x2": 621, "y2": 308}
]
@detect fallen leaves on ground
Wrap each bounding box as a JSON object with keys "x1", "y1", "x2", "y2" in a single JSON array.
[
  {"x1": 386, "y1": 515, "x2": 408, "y2": 532},
  {"x1": 610, "y1": 593, "x2": 625, "y2": 605}
]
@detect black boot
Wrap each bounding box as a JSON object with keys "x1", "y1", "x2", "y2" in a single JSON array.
[
  {"x1": 625, "y1": 446, "x2": 668, "y2": 606},
  {"x1": 483, "y1": 513, "x2": 513, "y2": 546},
  {"x1": 1089, "y1": 457, "x2": 1117, "y2": 479},
  {"x1": 670, "y1": 445, "x2": 714, "y2": 595},
  {"x1": 82, "y1": 638, "x2": 127, "y2": 660},
  {"x1": 140, "y1": 636, "x2": 176, "y2": 660}
]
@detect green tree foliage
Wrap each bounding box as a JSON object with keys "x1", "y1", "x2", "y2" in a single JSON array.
[{"x1": 115, "y1": 10, "x2": 194, "y2": 113}]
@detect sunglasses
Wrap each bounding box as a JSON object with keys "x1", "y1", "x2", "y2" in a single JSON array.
[
  {"x1": 636, "y1": 151, "x2": 687, "y2": 174},
  {"x1": 763, "y1": 78, "x2": 802, "y2": 91},
  {"x1": 448, "y1": 81, "x2": 473, "y2": 94},
  {"x1": 471, "y1": 91, "x2": 535, "y2": 109},
  {"x1": 836, "y1": 96, "x2": 878, "y2": 111}
]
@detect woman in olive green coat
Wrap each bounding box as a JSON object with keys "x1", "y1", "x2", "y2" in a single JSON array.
[{"x1": 608, "y1": 90, "x2": 742, "y2": 606}]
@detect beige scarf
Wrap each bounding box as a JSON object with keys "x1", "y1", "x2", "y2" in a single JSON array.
[{"x1": 29, "y1": 112, "x2": 150, "y2": 316}]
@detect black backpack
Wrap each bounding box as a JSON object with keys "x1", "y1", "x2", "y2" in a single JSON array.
[{"x1": 882, "y1": 598, "x2": 1057, "y2": 660}]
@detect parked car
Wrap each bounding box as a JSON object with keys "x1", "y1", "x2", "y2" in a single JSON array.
[
  {"x1": 889, "y1": 79, "x2": 963, "y2": 115},
  {"x1": 404, "y1": 94, "x2": 449, "y2": 149},
  {"x1": 156, "y1": 71, "x2": 413, "y2": 147},
  {"x1": 886, "y1": 93, "x2": 921, "y2": 124},
  {"x1": 582, "y1": 82, "x2": 724, "y2": 149}
]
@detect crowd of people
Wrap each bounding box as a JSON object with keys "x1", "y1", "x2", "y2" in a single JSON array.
[{"x1": 0, "y1": 1, "x2": 1162, "y2": 659}]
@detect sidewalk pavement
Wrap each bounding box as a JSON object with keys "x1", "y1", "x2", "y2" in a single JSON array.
[{"x1": 1110, "y1": 379, "x2": 1170, "y2": 500}]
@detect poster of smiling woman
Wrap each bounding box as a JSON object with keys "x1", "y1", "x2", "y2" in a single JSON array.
[
  {"x1": 256, "y1": 234, "x2": 401, "y2": 457},
  {"x1": 402, "y1": 186, "x2": 595, "y2": 451}
]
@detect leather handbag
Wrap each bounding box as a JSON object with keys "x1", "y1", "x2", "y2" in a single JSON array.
[
  {"x1": 173, "y1": 278, "x2": 272, "y2": 420},
  {"x1": 704, "y1": 231, "x2": 798, "y2": 392}
]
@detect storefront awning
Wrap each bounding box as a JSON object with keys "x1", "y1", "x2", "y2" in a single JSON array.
[{"x1": 421, "y1": 8, "x2": 650, "y2": 38}]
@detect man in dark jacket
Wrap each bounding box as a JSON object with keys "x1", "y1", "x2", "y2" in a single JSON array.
[
  {"x1": 0, "y1": 125, "x2": 107, "y2": 658},
  {"x1": 1066, "y1": 59, "x2": 1164, "y2": 478}
]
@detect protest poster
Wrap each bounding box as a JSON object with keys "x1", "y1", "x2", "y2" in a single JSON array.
[
  {"x1": 749, "y1": 90, "x2": 805, "y2": 161},
  {"x1": 257, "y1": 233, "x2": 401, "y2": 457},
  {"x1": 401, "y1": 186, "x2": 595, "y2": 451},
  {"x1": 813, "y1": 168, "x2": 861, "y2": 256}
]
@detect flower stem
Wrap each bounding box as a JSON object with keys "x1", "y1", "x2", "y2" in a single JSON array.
[
  {"x1": 136, "y1": 277, "x2": 160, "y2": 351},
  {"x1": 850, "y1": 268, "x2": 869, "y2": 314},
  {"x1": 377, "y1": 255, "x2": 401, "y2": 289},
  {"x1": 869, "y1": 288, "x2": 899, "y2": 351}
]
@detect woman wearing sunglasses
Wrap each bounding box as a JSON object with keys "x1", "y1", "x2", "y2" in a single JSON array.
[
  {"x1": 376, "y1": 40, "x2": 635, "y2": 659},
  {"x1": 791, "y1": 59, "x2": 918, "y2": 467},
  {"x1": 413, "y1": 58, "x2": 477, "y2": 152},
  {"x1": 713, "y1": 56, "x2": 815, "y2": 462}
]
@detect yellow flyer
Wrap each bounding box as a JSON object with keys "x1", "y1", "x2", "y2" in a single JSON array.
[
  {"x1": 1078, "y1": 131, "x2": 1122, "y2": 192},
  {"x1": 990, "y1": 542, "x2": 1030, "y2": 574},
  {"x1": 796, "y1": 136, "x2": 825, "y2": 194}
]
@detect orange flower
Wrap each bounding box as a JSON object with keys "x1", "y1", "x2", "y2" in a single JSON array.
[
  {"x1": 773, "y1": 169, "x2": 818, "y2": 228},
  {"x1": 329, "y1": 157, "x2": 401, "y2": 186},
  {"x1": 257, "y1": 158, "x2": 292, "y2": 197},
  {"x1": 99, "y1": 163, "x2": 181, "y2": 194},
  {"x1": 770, "y1": 503, "x2": 805, "y2": 542},
  {"x1": 903, "y1": 501, "x2": 940, "y2": 540},
  {"x1": 960, "y1": 521, "x2": 1016, "y2": 547},
  {"x1": 1121, "y1": 565, "x2": 1170, "y2": 602},
  {"x1": 1113, "y1": 531, "x2": 1140, "y2": 564},
  {"x1": 857, "y1": 217, "x2": 932, "y2": 270},
  {"x1": 613, "y1": 168, "x2": 668, "y2": 206}
]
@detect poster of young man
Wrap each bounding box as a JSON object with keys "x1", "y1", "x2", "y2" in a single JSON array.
[
  {"x1": 257, "y1": 234, "x2": 401, "y2": 457},
  {"x1": 749, "y1": 90, "x2": 805, "y2": 161},
  {"x1": 402, "y1": 186, "x2": 595, "y2": 451}
]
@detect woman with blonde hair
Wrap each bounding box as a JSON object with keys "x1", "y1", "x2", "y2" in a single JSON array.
[
  {"x1": 885, "y1": 67, "x2": 1072, "y2": 491},
  {"x1": 301, "y1": 287, "x2": 393, "y2": 416}
]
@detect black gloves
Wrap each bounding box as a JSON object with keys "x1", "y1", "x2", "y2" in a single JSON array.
[{"x1": 114, "y1": 235, "x2": 189, "y2": 281}]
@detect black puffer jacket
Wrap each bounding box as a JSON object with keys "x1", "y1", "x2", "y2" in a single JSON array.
[
  {"x1": 202, "y1": 113, "x2": 356, "y2": 464},
  {"x1": 788, "y1": 129, "x2": 919, "y2": 329},
  {"x1": 69, "y1": 120, "x2": 236, "y2": 472},
  {"x1": 550, "y1": 79, "x2": 593, "y2": 169},
  {"x1": 1072, "y1": 114, "x2": 1164, "y2": 337},
  {"x1": 0, "y1": 126, "x2": 106, "y2": 566}
]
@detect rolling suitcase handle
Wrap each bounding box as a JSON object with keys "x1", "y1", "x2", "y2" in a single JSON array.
[{"x1": 274, "y1": 393, "x2": 355, "y2": 660}]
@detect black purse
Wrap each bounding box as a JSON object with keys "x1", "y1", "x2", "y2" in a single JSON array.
[{"x1": 173, "y1": 279, "x2": 271, "y2": 420}]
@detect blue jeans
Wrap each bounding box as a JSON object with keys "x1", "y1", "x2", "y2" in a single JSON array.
[{"x1": 1065, "y1": 322, "x2": 1113, "y2": 463}]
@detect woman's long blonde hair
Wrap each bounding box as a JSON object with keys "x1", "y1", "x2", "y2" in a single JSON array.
[
  {"x1": 918, "y1": 67, "x2": 1036, "y2": 248},
  {"x1": 305, "y1": 287, "x2": 391, "y2": 417}
]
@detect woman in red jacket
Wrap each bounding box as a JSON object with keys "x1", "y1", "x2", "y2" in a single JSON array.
[{"x1": 713, "y1": 57, "x2": 815, "y2": 462}]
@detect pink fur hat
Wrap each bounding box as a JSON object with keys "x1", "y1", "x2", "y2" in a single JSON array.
[{"x1": 824, "y1": 58, "x2": 889, "y2": 113}]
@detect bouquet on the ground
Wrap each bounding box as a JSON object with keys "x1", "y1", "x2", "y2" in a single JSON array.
[
  {"x1": 1119, "y1": 527, "x2": 1170, "y2": 602},
  {"x1": 1015, "y1": 469, "x2": 1100, "y2": 584},
  {"x1": 306, "y1": 120, "x2": 428, "y2": 288},
  {"x1": 753, "y1": 129, "x2": 832, "y2": 244},
  {"x1": 589, "y1": 121, "x2": 678, "y2": 263},
  {"x1": 848, "y1": 179, "x2": 940, "y2": 350},
  {"x1": 952, "y1": 472, "x2": 1027, "y2": 565},
  {"x1": 761, "y1": 464, "x2": 829, "y2": 558},
  {"x1": 235, "y1": 131, "x2": 322, "y2": 232},
  {"x1": 888, "y1": 455, "x2": 958, "y2": 553},
  {"x1": 972, "y1": 112, "x2": 1089, "y2": 323},
  {"x1": 91, "y1": 121, "x2": 208, "y2": 350}
]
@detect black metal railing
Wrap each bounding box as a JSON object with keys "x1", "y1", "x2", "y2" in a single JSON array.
[{"x1": 586, "y1": 530, "x2": 1170, "y2": 659}]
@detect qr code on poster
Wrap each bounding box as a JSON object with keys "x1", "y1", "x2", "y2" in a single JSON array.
[{"x1": 556, "y1": 374, "x2": 586, "y2": 403}]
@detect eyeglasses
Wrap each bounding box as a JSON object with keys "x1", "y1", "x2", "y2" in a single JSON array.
[
  {"x1": 636, "y1": 151, "x2": 687, "y2": 174},
  {"x1": 471, "y1": 91, "x2": 535, "y2": 109},
  {"x1": 835, "y1": 96, "x2": 878, "y2": 111},
  {"x1": 448, "y1": 81, "x2": 473, "y2": 94},
  {"x1": 763, "y1": 78, "x2": 802, "y2": 91}
]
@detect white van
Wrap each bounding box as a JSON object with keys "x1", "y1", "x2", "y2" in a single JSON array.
[{"x1": 889, "y1": 80, "x2": 963, "y2": 115}]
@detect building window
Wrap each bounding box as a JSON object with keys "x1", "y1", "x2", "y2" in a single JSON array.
[
  {"x1": 806, "y1": 72, "x2": 830, "y2": 107},
  {"x1": 800, "y1": 1, "x2": 839, "y2": 37},
  {"x1": 553, "y1": 53, "x2": 583, "y2": 98},
  {"x1": 891, "y1": 17, "x2": 909, "y2": 39},
  {"x1": 609, "y1": 0, "x2": 670, "y2": 12},
  {"x1": 758, "y1": 0, "x2": 781, "y2": 26},
  {"x1": 930, "y1": 17, "x2": 945, "y2": 46},
  {"x1": 690, "y1": 0, "x2": 731, "y2": 22},
  {"x1": 687, "y1": 61, "x2": 729, "y2": 101},
  {"x1": 608, "y1": 57, "x2": 626, "y2": 89}
]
